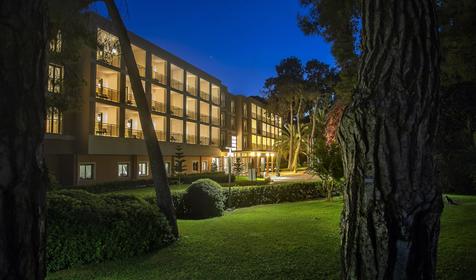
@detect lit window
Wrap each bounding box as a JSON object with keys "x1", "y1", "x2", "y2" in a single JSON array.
[
  {"x1": 171, "y1": 64, "x2": 184, "y2": 91},
  {"x1": 201, "y1": 161, "x2": 208, "y2": 172},
  {"x1": 138, "y1": 162, "x2": 148, "y2": 176},
  {"x1": 46, "y1": 107, "x2": 62, "y2": 134},
  {"x1": 97, "y1": 28, "x2": 121, "y2": 67},
  {"x1": 49, "y1": 30, "x2": 62, "y2": 53},
  {"x1": 48, "y1": 64, "x2": 63, "y2": 94},
  {"x1": 118, "y1": 163, "x2": 129, "y2": 177},
  {"x1": 79, "y1": 164, "x2": 94, "y2": 180}
]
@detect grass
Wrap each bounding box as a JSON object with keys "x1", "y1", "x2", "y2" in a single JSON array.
[{"x1": 47, "y1": 195, "x2": 476, "y2": 280}]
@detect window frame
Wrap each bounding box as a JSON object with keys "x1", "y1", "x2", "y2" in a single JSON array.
[
  {"x1": 79, "y1": 163, "x2": 95, "y2": 180},
  {"x1": 138, "y1": 162, "x2": 149, "y2": 177},
  {"x1": 117, "y1": 162, "x2": 130, "y2": 177}
]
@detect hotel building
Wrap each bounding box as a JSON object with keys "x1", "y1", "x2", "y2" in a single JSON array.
[{"x1": 44, "y1": 15, "x2": 282, "y2": 186}]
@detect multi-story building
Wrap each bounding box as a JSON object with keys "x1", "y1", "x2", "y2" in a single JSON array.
[{"x1": 44, "y1": 14, "x2": 282, "y2": 186}]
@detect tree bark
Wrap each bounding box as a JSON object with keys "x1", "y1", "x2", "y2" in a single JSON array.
[
  {"x1": 0, "y1": 1, "x2": 48, "y2": 279},
  {"x1": 292, "y1": 97, "x2": 302, "y2": 172},
  {"x1": 104, "y1": 0, "x2": 178, "y2": 237},
  {"x1": 338, "y1": 0, "x2": 443, "y2": 279},
  {"x1": 287, "y1": 99, "x2": 294, "y2": 169}
]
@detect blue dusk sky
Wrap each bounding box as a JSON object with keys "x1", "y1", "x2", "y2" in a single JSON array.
[{"x1": 91, "y1": 0, "x2": 334, "y2": 96}]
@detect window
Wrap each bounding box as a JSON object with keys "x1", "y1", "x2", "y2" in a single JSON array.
[
  {"x1": 165, "y1": 162, "x2": 171, "y2": 176},
  {"x1": 49, "y1": 30, "x2": 62, "y2": 53},
  {"x1": 151, "y1": 85, "x2": 166, "y2": 113},
  {"x1": 95, "y1": 103, "x2": 119, "y2": 137},
  {"x1": 200, "y1": 124, "x2": 209, "y2": 145},
  {"x1": 186, "y1": 121, "x2": 197, "y2": 144},
  {"x1": 152, "y1": 115, "x2": 166, "y2": 141},
  {"x1": 243, "y1": 136, "x2": 248, "y2": 149},
  {"x1": 170, "y1": 91, "x2": 184, "y2": 117},
  {"x1": 138, "y1": 162, "x2": 148, "y2": 176},
  {"x1": 171, "y1": 64, "x2": 184, "y2": 90},
  {"x1": 118, "y1": 163, "x2": 129, "y2": 177},
  {"x1": 231, "y1": 118, "x2": 235, "y2": 130},
  {"x1": 170, "y1": 118, "x2": 183, "y2": 143},
  {"x1": 131, "y1": 45, "x2": 146, "y2": 77},
  {"x1": 201, "y1": 161, "x2": 208, "y2": 172},
  {"x1": 211, "y1": 84, "x2": 220, "y2": 104},
  {"x1": 192, "y1": 161, "x2": 199, "y2": 172},
  {"x1": 96, "y1": 65, "x2": 120, "y2": 102},
  {"x1": 220, "y1": 92, "x2": 226, "y2": 107},
  {"x1": 186, "y1": 73, "x2": 197, "y2": 95},
  {"x1": 220, "y1": 112, "x2": 226, "y2": 127},
  {"x1": 79, "y1": 163, "x2": 94, "y2": 180},
  {"x1": 243, "y1": 104, "x2": 248, "y2": 118},
  {"x1": 97, "y1": 28, "x2": 120, "y2": 67},
  {"x1": 46, "y1": 107, "x2": 62, "y2": 134},
  {"x1": 200, "y1": 78, "x2": 210, "y2": 100},
  {"x1": 186, "y1": 97, "x2": 197, "y2": 120},
  {"x1": 231, "y1": 100, "x2": 235, "y2": 114},
  {"x1": 152, "y1": 55, "x2": 167, "y2": 84},
  {"x1": 48, "y1": 64, "x2": 63, "y2": 94}
]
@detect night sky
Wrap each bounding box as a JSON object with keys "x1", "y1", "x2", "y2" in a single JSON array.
[{"x1": 92, "y1": 0, "x2": 334, "y2": 96}]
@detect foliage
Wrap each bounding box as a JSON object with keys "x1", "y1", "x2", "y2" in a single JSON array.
[
  {"x1": 174, "y1": 145, "x2": 186, "y2": 183},
  {"x1": 233, "y1": 158, "x2": 245, "y2": 175},
  {"x1": 46, "y1": 190, "x2": 175, "y2": 272},
  {"x1": 182, "y1": 179, "x2": 225, "y2": 219}
]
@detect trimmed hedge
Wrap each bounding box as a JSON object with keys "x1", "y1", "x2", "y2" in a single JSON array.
[
  {"x1": 61, "y1": 172, "x2": 235, "y2": 194},
  {"x1": 144, "y1": 181, "x2": 327, "y2": 217},
  {"x1": 47, "y1": 190, "x2": 175, "y2": 272},
  {"x1": 182, "y1": 179, "x2": 225, "y2": 219}
]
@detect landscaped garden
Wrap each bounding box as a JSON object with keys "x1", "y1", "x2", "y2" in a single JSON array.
[{"x1": 47, "y1": 195, "x2": 476, "y2": 280}]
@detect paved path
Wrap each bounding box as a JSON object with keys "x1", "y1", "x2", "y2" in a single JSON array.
[{"x1": 270, "y1": 171, "x2": 319, "y2": 183}]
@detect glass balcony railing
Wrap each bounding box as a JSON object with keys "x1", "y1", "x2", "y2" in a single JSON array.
[
  {"x1": 200, "y1": 114, "x2": 209, "y2": 123},
  {"x1": 155, "y1": 130, "x2": 166, "y2": 141},
  {"x1": 211, "y1": 117, "x2": 220, "y2": 126},
  {"x1": 96, "y1": 85, "x2": 119, "y2": 102},
  {"x1": 170, "y1": 133, "x2": 183, "y2": 143},
  {"x1": 152, "y1": 71, "x2": 166, "y2": 84},
  {"x1": 187, "y1": 86, "x2": 197, "y2": 96},
  {"x1": 186, "y1": 110, "x2": 197, "y2": 120},
  {"x1": 96, "y1": 51, "x2": 120, "y2": 68},
  {"x1": 186, "y1": 134, "x2": 196, "y2": 144},
  {"x1": 200, "y1": 136, "x2": 209, "y2": 145},
  {"x1": 171, "y1": 106, "x2": 183, "y2": 117},
  {"x1": 171, "y1": 79, "x2": 183, "y2": 90},
  {"x1": 211, "y1": 138, "x2": 219, "y2": 146},
  {"x1": 151, "y1": 101, "x2": 166, "y2": 113},
  {"x1": 200, "y1": 91, "x2": 210, "y2": 101},
  {"x1": 95, "y1": 122, "x2": 119, "y2": 137},
  {"x1": 125, "y1": 128, "x2": 144, "y2": 139},
  {"x1": 212, "y1": 95, "x2": 220, "y2": 105},
  {"x1": 252, "y1": 112, "x2": 257, "y2": 119}
]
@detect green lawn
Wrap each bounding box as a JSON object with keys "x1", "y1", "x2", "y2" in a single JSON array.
[{"x1": 47, "y1": 196, "x2": 476, "y2": 280}]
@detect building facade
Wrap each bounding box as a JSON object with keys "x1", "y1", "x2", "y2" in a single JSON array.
[{"x1": 45, "y1": 15, "x2": 282, "y2": 186}]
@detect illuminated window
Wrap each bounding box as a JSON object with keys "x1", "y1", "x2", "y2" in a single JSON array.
[
  {"x1": 211, "y1": 106, "x2": 220, "y2": 126},
  {"x1": 96, "y1": 65, "x2": 120, "y2": 102},
  {"x1": 48, "y1": 64, "x2": 63, "y2": 94},
  {"x1": 138, "y1": 162, "x2": 148, "y2": 176},
  {"x1": 186, "y1": 73, "x2": 197, "y2": 95},
  {"x1": 79, "y1": 163, "x2": 94, "y2": 180},
  {"x1": 171, "y1": 64, "x2": 184, "y2": 90},
  {"x1": 186, "y1": 97, "x2": 197, "y2": 120},
  {"x1": 211, "y1": 84, "x2": 220, "y2": 104},
  {"x1": 200, "y1": 124, "x2": 209, "y2": 145},
  {"x1": 200, "y1": 78, "x2": 210, "y2": 100},
  {"x1": 201, "y1": 161, "x2": 208, "y2": 171},
  {"x1": 125, "y1": 75, "x2": 145, "y2": 106},
  {"x1": 118, "y1": 163, "x2": 129, "y2": 177},
  {"x1": 125, "y1": 109, "x2": 143, "y2": 139},
  {"x1": 200, "y1": 101, "x2": 209, "y2": 123},
  {"x1": 131, "y1": 45, "x2": 146, "y2": 77},
  {"x1": 95, "y1": 103, "x2": 119, "y2": 137},
  {"x1": 211, "y1": 127, "x2": 219, "y2": 146},
  {"x1": 170, "y1": 91, "x2": 184, "y2": 117},
  {"x1": 243, "y1": 104, "x2": 248, "y2": 118},
  {"x1": 192, "y1": 161, "x2": 199, "y2": 172},
  {"x1": 186, "y1": 121, "x2": 197, "y2": 144},
  {"x1": 170, "y1": 118, "x2": 183, "y2": 143},
  {"x1": 152, "y1": 115, "x2": 166, "y2": 141},
  {"x1": 151, "y1": 85, "x2": 166, "y2": 113},
  {"x1": 97, "y1": 28, "x2": 120, "y2": 67},
  {"x1": 46, "y1": 107, "x2": 62, "y2": 134},
  {"x1": 231, "y1": 100, "x2": 235, "y2": 113},
  {"x1": 49, "y1": 30, "x2": 62, "y2": 53},
  {"x1": 152, "y1": 55, "x2": 167, "y2": 84}
]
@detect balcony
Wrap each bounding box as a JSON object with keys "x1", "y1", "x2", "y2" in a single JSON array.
[
  {"x1": 155, "y1": 130, "x2": 166, "y2": 141},
  {"x1": 212, "y1": 96, "x2": 220, "y2": 105},
  {"x1": 125, "y1": 128, "x2": 143, "y2": 139},
  {"x1": 211, "y1": 138, "x2": 219, "y2": 146},
  {"x1": 95, "y1": 122, "x2": 119, "y2": 137},
  {"x1": 171, "y1": 106, "x2": 183, "y2": 117},
  {"x1": 137, "y1": 64, "x2": 146, "y2": 77},
  {"x1": 251, "y1": 128, "x2": 257, "y2": 134},
  {"x1": 151, "y1": 101, "x2": 166, "y2": 113},
  {"x1": 97, "y1": 52, "x2": 120, "y2": 68},
  {"x1": 212, "y1": 117, "x2": 220, "y2": 126},
  {"x1": 252, "y1": 112, "x2": 257, "y2": 119},
  {"x1": 171, "y1": 79, "x2": 183, "y2": 90},
  {"x1": 186, "y1": 110, "x2": 197, "y2": 120},
  {"x1": 152, "y1": 71, "x2": 166, "y2": 84},
  {"x1": 200, "y1": 136, "x2": 209, "y2": 145},
  {"x1": 170, "y1": 133, "x2": 183, "y2": 143},
  {"x1": 200, "y1": 114, "x2": 209, "y2": 123},
  {"x1": 96, "y1": 85, "x2": 119, "y2": 102},
  {"x1": 186, "y1": 134, "x2": 196, "y2": 144},
  {"x1": 187, "y1": 86, "x2": 197, "y2": 96},
  {"x1": 126, "y1": 93, "x2": 136, "y2": 106}
]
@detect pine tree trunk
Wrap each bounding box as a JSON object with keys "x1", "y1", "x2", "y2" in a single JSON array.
[
  {"x1": 338, "y1": 0, "x2": 442, "y2": 279},
  {"x1": 288, "y1": 100, "x2": 294, "y2": 169},
  {"x1": 291, "y1": 97, "x2": 302, "y2": 172},
  {"x1": 0, "y1": 1, "x2": 48, "y2": 278},
  {"x1": 104, "y1": 0, "x2": 178, "y2": 237}
]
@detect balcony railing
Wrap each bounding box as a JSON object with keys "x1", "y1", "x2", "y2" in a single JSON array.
[
  {"x1": 187, "y1": 86, "x2": 197, "y2": 96},
  {"x1": 200, "y1": 114, "x2": 209, "y2": 123},
  {"x1": 200, "y1": 91, "x2": 209, "y2": 101},
  {"x1": 155, "y1": 130, "x2": 166, "y2": 141},
  {"x1": 170, "y1": 106, "x2": 183, "y2": 117},
  {"x1": 96, "y1": 85, "x2": 119, "y2": 102},
  {"x1": 126, "y1": 128, "x2": 144, "y2": 139},
  {"x1": 95, "y1": 122, "x2": 119, "y2": 137},
  {"x1": 186, "y1": 134, "x2": 196, "y2": 144},
  {"x1": 251, "y1": 128, "x2": 257, "y2": 134},
  {"x1": 211, "y1": 117, "x2": 220, "y2": 126},
  {"x1": 151, "y1": 101, "x2": 166, "y2": 113},
  {"x1": 251, "y1": 112, "x2": 257, "y2": 119},
  {"x1": 170, "y1": 133, "x2": 183, "y2": 143},
  {"x1": 212, "y1": 95, "x2": 220, "y2": 105},
  {"x1": 171, "y1": 79, "x2": 183, "y2": 90},
  {"x1": 186, "y1": 110, "x2": 197, "y2": 120},
  {"x1": 97, "y1": 51, "x2": 120, "y2": 68},
  {"x1": 152, "y1": 71, "x2": 166, "y2": 84},
  {"x1": 200, "y1": 136, "x2": 209, "y2": 145},
  {"x1": 211, "y1": 138, "x2": 219, "y2": 146},
  {"x1": 126, "y1": 93, "x2": 136, "y2": 106}
]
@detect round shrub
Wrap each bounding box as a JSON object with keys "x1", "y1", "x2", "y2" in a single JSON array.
[{"x1": 183, "y1": 179, "x2": 224, "y2": 219}]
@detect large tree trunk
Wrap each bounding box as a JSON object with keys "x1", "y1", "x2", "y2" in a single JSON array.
[
  {"x1": 287, "y1": 100, "x2": 294, "y2": 169},
  {"x1": 338, "y1": 0, "x2": 443, "y2": 279},
  {"x1": 291, "y1": 97, "x2": 302, "y2": 172},
  {"x1": 0, "y1": 1, "x2": 48, "y2": 279},
  {"x1": 104, "y1": 0, "x2": 178, "y2": 237}
]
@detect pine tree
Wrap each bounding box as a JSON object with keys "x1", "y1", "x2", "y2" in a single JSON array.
[
  {"x1": 233, "y1": 158, "x2": 244, "y2": 175},
  {"x1": 174, "y1": 145, "x2": 186, "y2": 184}
]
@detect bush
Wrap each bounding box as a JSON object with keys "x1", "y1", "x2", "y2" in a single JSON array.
[
  {"x1": 47, "y1": 190, "x2": 175, "y2": 272},
  {"x1": 172, "y1": 172, "x2": 235, "y2": 184},
  {"x1": 182, "y1": 179, "x2": 225, "y2": 219}
]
